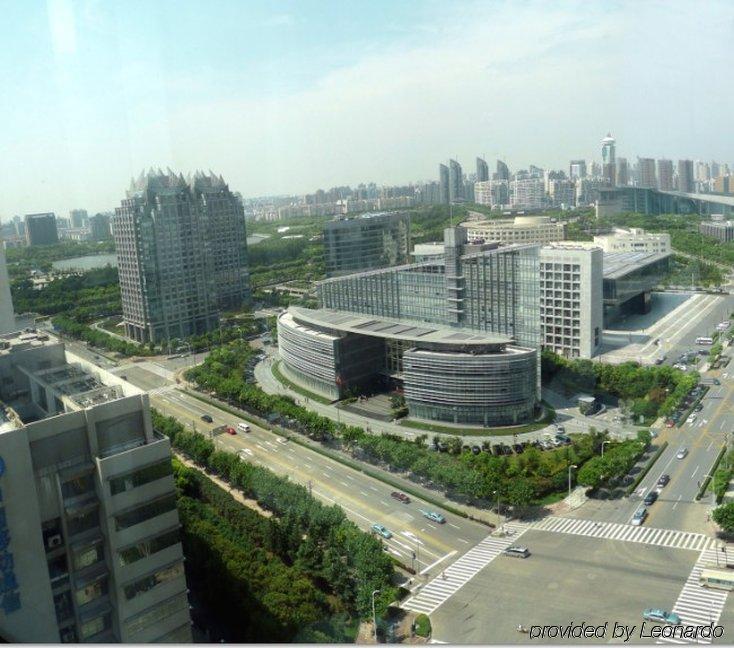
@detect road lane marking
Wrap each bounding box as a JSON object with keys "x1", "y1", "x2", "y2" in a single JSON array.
[
  {"x1": 370, "y1": 486, "x2": 379, "y2": 492},
  {"x1": 448, "y1": 523, "x2": 461, "y2": 530},
  {"x1": 672, "y1": 495, "x2": 682, "y2": 510},
  {"x1": 346, "y1": 475, "x2": 355, "y2": 481},
  {"x1": 322, "y1": 472, "x2": 330, "y2": 477},
  {"x1": 457, "y1": 538, "x2": 469, "y2": 544},
  {"x1": 360, "y1": 491, "x2": 368, "y2": 496},
  {"x1": 691, "y1": 465, "x2": 700, "y2": 479}
]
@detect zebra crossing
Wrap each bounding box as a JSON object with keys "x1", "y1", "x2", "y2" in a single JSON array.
[
  {"x1": 658, "y1": 548, "x2": 729, "y2": 645},
  {"x1": 531, "y1": 516, "x2": 714, "y2": 551},
  {"x1": 402, "y1": 529, "x2": 527, "y2": 615},
  {"x1": 148, "y1": 384, "x2": 176, "y2": 396}
]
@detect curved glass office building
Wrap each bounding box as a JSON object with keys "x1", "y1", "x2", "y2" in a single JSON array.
[{"x1": 278, "y1": 308, "x2": 537, "y2": 426}]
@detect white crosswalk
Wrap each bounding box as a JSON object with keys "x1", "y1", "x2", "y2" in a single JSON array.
[
  {"x1": 657, "y1": 548, "x2": 729, "y2": 645},
  {"x1": 402, "y1": 529, "x2": 527, "y2": 615},
  {"x1": 149, "y1": 384, "x2": 176, "y2": 396},
  {"x1": 531, "y1": 516, "x2": 714, "y2": 551}
]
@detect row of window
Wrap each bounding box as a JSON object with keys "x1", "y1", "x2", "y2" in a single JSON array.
[
  {"x1": 110, "y1": 460, "x2": 172, "y2": 496},
  {"x1": 119, "y1": 528, "x2": 181, "y2": 566},
  {"x1": 124, "y1": 562, "x2": 184, "y2": 601},
  {"x1": 114, "y1": 494, "x2": 176, "y2": 531}
]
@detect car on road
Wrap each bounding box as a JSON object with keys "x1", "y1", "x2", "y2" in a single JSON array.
[
  {"x1": 686, "y1": 414, "x2": 696, "y2": 424},
  {"x1": 642, "y1": 609, "x2": 681, "y2": 625},
  {"x1": 676, "y1": 447, "x2": 688, "y2": 459},
  {"x1": 391, "y1": 491, "x2": 411, "y2": 504},
  {"x1": 643, "y1": 491, "x2": 658, "y2": 506},
  {"x1": 555, "y1": 425, "x2": 566, "y2": 433},
  {"x1": 555, "y1": 434, "x2": 571, "y2": 445},
  {"x1": 422, "y1": 510, "x2": 446, "y2": 524},
  {"x1": 200, "y1": 414, "x2": 213, "y2": 423},
  {"x1": 237, "y1": 422, "x2": 251, "y2": 432},
  {"x1": 226, "y1": 426, "x2": 236, "y2": 435},
  {"x1": 656, "y1": 474, "x2": 670, "y2": 488},
  {"x1": 371, "y1": 523, "x2": 392, "y2": 539},
  {"x1": 503, "y1": 545, "x2": 530, "y2": 559},
  {"x1": 631, "y1": 507, "x2": 647, "y2": 526},
  {"x1": 694, "y1": 403, "x2": 704, "y2": 412}
]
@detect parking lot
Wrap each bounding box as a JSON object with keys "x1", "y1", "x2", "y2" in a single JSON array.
[{"x1": 429, "y1": 530, "x2": 704, "y2": 644}]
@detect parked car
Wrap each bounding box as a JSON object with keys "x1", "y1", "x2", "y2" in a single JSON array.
[
  {"x1": 643, "y1": 491, "x2": 658, "y2": 506},
  {"x1": 686, "y1": 414, "x2": 697, "y2": 424},
  {"x1": 642, "y1": 609, "x2": 681, "y2": 625},
  {"x1": 555, "y1": 434, "x2": 571, "y2": 444},
  {"x1": 503, "y1": 545, "x2": 530, "y2": 559},
  {"x1": 664, "y1": 419, "x2": 675, "y2": 428},
  {"x1": 200, "y1": 414, "x2": 213, "y2": 423},
  {"x1": 631, "y1": 507, "x2": 647, "y2": 526},
  {"x1": 226, "y1": 426, "x2": 236, "y2": 435},
  {"x1": 471, "y1": 445, "x2": 481, "y2": 455},
  {"x1": 694, "y1": 403, "x2": 704, "y2": 412},
  {"x1": 422, "y1": 510, "x2": 446, "y2": 524},
  {"x1": 237, "y1": 422, "x2": 251, "y2": 432},
  {"x1": 676, "y1": 447, "x2": 688, "y2": 459},
  {"x1": 555, "y1": 425, "x2": 566, "y2": 433},
  {"x1": 391, "y1": 491, "x2": 410, "y2": 504},
  {"x1": 371, "y1": 524, "x2": 392, "y2": 539},
  {"x1": 513, "y1": 443, "x2": 524, "y2": 454}
]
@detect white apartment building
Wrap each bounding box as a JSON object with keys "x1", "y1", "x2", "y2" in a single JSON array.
[
  {"x1": 510, "y1": 178, "x2": 545, "y2": 209},
  {"x1": 592, "y1": 228, "x2": 671, "y2": 255},
  {"x1": 0, "y1": 331, "x2": 191, "y2": 643},
  {"x1": 539, "y1": 246, "x2": 604, "y2": 359},
  {"x1": 473, "y1": 180, "x2": 508, "y2": 208},
  {"x1": 462, "y1": 215, "x2": 566, "y2": 245}
]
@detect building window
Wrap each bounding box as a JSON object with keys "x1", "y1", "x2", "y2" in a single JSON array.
[
  {"x1": 109, "y1": 460, "x2": 173, "y2": 496},
  {"x1": 75, "y1": 577, "x2": 108, "y2": 606},
  {"x1": 123, "y1": 593, "x2": 188, "y2": 636},
  {"x1": 124, "y1": 561, "x2": 184, "y2": 601},
  {"x1": 67, "y1": 508, "x2": 99, "y2": 536},
  {"x1": 61, "y1": 474, "x2": 95, "y2": 499},
  {"x1": 72, "y1": 542, "x2": 104, "y2": 571},
  {"x1": 114, "y1": 494, "x2": 176, "y2": 531},
  {"x1": 79, "y1": 613, "x2": 111, "y2": 640},
  {"x1": 118, "y1": 528, "x2": 181, "y2": 566}
]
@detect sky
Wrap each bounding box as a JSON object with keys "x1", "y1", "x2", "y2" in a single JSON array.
[{"x1": 0, "y1": 0, "x2": 733, "y2": 217}]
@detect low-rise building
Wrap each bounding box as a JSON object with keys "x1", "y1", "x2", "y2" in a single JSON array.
[
  {"x1": 0, "y1": 331, "x2": 191, "y2": 643},
  {"x1": 592, "y1": 228, "x2": 671, "y2": 255},
  {"x1": 700, "y1": 219, "x2": 734, "y2": 241},
  {"x1": 462, "y1": 215, "x2": 566, "y2": 246}
]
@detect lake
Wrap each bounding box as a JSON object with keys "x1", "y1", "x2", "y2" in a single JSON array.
[{"x1": 52, "y1": 254, "x2": 118, "y2": 271}]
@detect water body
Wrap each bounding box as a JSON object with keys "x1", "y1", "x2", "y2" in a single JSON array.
[
  {"x1": 247, "y1": 234, "x2": 270, "y2": 245},
  {"x1": 52, "y1": 254, "x2": 118, "y2": 271}
]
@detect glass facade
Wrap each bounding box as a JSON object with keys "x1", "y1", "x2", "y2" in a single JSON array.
[
  {"x1": 118, "y1": 528, "x2": 181, "y2": 566},
  {"x1": 109, "y1": 459, "x2": 173, "y2": 496},
  {"x1": 124, "y1": 562, "x2": 185, "y2": 601},
  {"x1": 114, "y1": 494, "x2": 176, "y2": 531}
]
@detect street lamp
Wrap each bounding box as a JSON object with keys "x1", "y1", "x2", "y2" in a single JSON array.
[
  {"x1": 493, "y1": 489, "x2": 502, "y2": 529},
  {"x1": 568, "y1": 465, "x2": 578, "y2": 503},
  {"x1": 601, "y1": 441, "x2": 609, "y2": 457},
  {"x1": 371, "y1": 589, "x2": 380, "y2": 641}
]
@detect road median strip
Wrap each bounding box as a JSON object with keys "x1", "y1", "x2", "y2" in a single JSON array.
[
  {"x1": 625, "y1": 441, "x2": 669, "y2": 496},
  {"x1": 180, "y1": 387, "x2": 495, "y2": 527}
]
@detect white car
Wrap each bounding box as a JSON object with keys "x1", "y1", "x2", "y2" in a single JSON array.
[
  {"x1": 631, "y1": 507, "x2": 648, "y2": 526},
  {"x1": 686, "y1": 414, "x2": 696, "y2": 424},
  {"x1": 676, "y1": 447, "x2": 688, "y2": 459}
]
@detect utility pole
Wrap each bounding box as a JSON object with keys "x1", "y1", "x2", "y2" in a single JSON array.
[{"x1": 372, "y1": 589, "x2": 381, "y2": 642}]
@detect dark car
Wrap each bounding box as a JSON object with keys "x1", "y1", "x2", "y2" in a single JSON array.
[
  {"x1": 694, "y1": 403, "x2": 704, "y2": 412},
  {"x1": 657, "y1": 474, "x2": 670, "y2": 488},
  {"x1": 391, "y1": 491, "x2": 410, "y2": 504},
  {"x1": 200, "y1": 414, "x2": 213, "y2": 423},
  {"x1": 643, "y1": 491, "x2": 658, "y2": 506},
  {"x1": 501, "y1": 444, "x2": 513, "y2": 455},
  {"x1": 471, "y1": 445, "x2": 481, "y2": 455},
  {"x1": 492, "y1": 444, "x2": 503, "y2": 455},
  {"x1": 513, "y1": 443, "x2": 524, "y2": 454}
]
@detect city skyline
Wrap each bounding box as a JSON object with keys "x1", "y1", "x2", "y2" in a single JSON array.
[{"x1": 1, "y1": 0, "x2": 733, "y2": 217}]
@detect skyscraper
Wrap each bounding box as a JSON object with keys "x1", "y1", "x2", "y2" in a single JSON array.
[
  {"x1": 657, "y1": 159, "x2": 674, "y2": 191},
  {"x1": 24, "y1": 213, "x2": 59, "y2": 246},
  {"x1": 0, "y1": 239, "x2": 15, "y2": 334},
  {"x1": 112, "y1": 170, "x2": 250, "y2": 343},
  {"x1": 448, "y1": 159, "x2": 463, "y2": 202},
  {"x1": 569, "y1": 160, "x2": 587, "y2": 179},
  {"x1": 89, "y1": 213, "x2": 112, "y2": 241},
  {"x1": 495, "y1": 159, "x2": 510, "y2": 181},
  {"x1": 69, "y1": 209, "x2": 88, "y2": 229},
  {"x1": 637, "y1": 158, "x2": 657, "y2": 188},
  {"x1": 601, "y1": 133, "x2": 616, "y2": 186},
  {"x1": 476, "y1": 157, "x2": 489, "y2": 182},
  {"x1": 439, "y1": 163, "x2": 449, "y2": 204},
  {"x1": 677, "y1": 159, "x2": 695, "y2": 193},
  {"x1": 616, "y1": 157, "x2": 629, "y2": 186}
]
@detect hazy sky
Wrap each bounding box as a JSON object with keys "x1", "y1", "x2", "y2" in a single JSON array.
[{"x1": 1, "y1": 0, "x2": 733, "y2": 217}]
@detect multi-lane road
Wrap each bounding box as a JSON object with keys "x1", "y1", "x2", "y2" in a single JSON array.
[{"x1": 152, "y1": 387, "x2": 489, "y2": 576}]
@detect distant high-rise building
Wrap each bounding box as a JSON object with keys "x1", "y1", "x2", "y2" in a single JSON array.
[
  {"x1": 590, "y1": 161, "x2": 602, "y2": 177},
  {"x1": 547, "y1": 179, "x2": 576, "y2": 207},
  {"x1": 657, "y1": 159, "x2": 674, "y2": 191},
  {"x1": 637, "y1": 158, "x2": 657, "y2": 188},
  {"x1": 69, "y1": 208, "x2": 88, "y2": 229},
  {"x1": 495, "y1": 160, "x2": 510, "y2": 181},
  {"x1": 711, "y1": 161, "x2": 721, "y2": 179},
  {"x1": 323, "y1": 212, "x2": 411, "y2": 277},
  {"x1": 12, "y1": 215, "x2": 24, "y2": 238},
  {"x1": 677, "y1": 159, "x2": 695, "y2": 193},
  {"x1": 0, "y1": 239, "x2": 15, "y2": 333},
  {"x1": 112, "y1": 170, "x2": 250, "y2": 343},
  {"x1": 695, "y1": 161, "x2": 711, "y2": 183},
  {"x1": 474, "y1": 180, "x2": 508, "y2": 208},
  {"x1": 510, "y1": 178, "x2": 545, "y2": 209},
  {"x1": 476, "y1": 157, "x2": 489, "y2": 182},
  {"x1": 601, "y1": 133, "x2": 616, "y2": 186},
  {"x1": 89, "y1": 213, "x2": 112, "y2": 241},
  {"x1": 439, "y1": 163, "x2": 449, "y2": 204},
  {"x1": 616, "y1": 158, "x2": 629, "y2": 186},
  {"x1": 24, "y1": 213, "x2": 59, "y2": 246},
  {"x1": 569, "y1": 160, "x2": 587, "y2": 179},
  {"x1": 448, "y1": 159, "x2": 463, "y2": 202}
]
